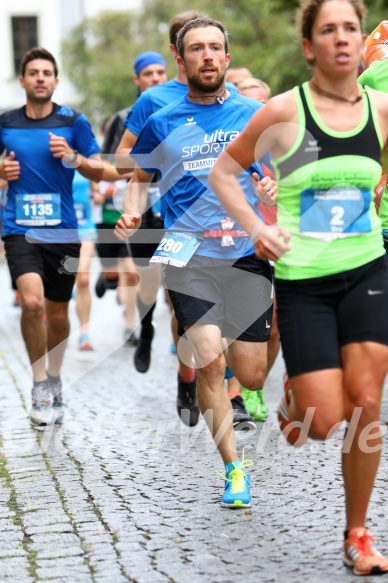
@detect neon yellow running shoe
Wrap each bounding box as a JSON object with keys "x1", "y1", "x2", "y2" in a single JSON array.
[
  {"x1": 255, "y1": 390, "x2": 268, "y2": 421},
  {"x1": 218, "y1": 451, "x2": 253, "y2": 508},
  {"x1": 242, "y1": 388, "x2": 268, "y2": 422}
]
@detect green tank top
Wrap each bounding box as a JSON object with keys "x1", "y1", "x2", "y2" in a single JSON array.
[
  {"x1": 102, "y1": 201, "x2": 121, "y2": 225},
  {"x1": 271, "y1": 82, "x2": 385, "y2": 280},
  {"x1": 358, "y1": 61, "x2": 388, "y2": 230},
  {"x1": 101, "y1": 180, "x2": 126, "y2": 224}
]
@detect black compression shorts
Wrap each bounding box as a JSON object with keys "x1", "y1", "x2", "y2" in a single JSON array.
[{"x1": 275, "y1": 256, "x2": 388, "y2": 376}]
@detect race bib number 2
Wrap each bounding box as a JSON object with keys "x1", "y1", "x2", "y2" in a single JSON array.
[
  {"x1": 150, "y1": 231, "x2": 203, "y2": 268},
  {"x1": 300, "y1": 186, "x2": 372, "y2": 240},
  {"x1": 15, "y1": 193, "x2": 61, "y2": 226}
]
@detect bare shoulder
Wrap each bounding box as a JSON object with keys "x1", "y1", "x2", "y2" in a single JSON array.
[
  {"x1": 369, "y1": 87, "x2": 388, "y2": 110},
  {"x1": 368, "y1": 88, "x2": 388, "y2": 140},
  {"x1": 264, "y1": 89, "x2": 298, "y2": 122}
]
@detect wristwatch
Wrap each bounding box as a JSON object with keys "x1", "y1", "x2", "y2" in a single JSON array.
[{"x1": 70, "y1": 149, "x2": 78, "y2": 163}]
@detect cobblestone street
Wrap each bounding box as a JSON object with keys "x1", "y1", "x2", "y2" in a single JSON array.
[{"x1": 1, "y1": 256, "x2": 388, "y2": 582}]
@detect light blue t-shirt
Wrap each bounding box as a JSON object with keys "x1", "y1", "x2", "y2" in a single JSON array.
[
  {"x1": 72, "y1": 171, "x2": 96, "y2": 242},
  {"x1": 125, "y1": 80, "x2": 188, "y2": 137},
  {"x1": 131, "y1": 92, "x2": 264, "y2": 259},
  {"x1": 125, "y1": 79, "x2": 237, "y2": 137}
]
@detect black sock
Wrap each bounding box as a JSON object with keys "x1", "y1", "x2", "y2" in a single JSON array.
[{"x1": 137, "y1": 297, "x2": 156, "y2": 339}]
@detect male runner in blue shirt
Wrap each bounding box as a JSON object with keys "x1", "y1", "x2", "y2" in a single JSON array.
[
  {"x1": 116, "y1": 12, "x2": 205, "y2": 424},
  {"x1": 0, "y1": 47, "x2": 113, "y2": 427},
  {"x1": 115, "y1": 18, "x2": 275, "y2": 508},
  {"x1": 115, "y1": 12, "x2": 253, "y2": 432}
]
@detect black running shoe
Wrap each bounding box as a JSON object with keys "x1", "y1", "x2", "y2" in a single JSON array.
[
  {"x1": 134, "y1": 326, "x2": 154, "y2": 373},
  {"x1": 230, "y1": 396, "x2": 256, "y2": 433},
  {"x1": 177, "y1": 373, "x2": 200, "y2": 427},
  {"x1": 95, "y1": 274, "x2": 118, "y2": 298}
]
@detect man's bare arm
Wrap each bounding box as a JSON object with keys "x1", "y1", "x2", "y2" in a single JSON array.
[
  {"x1": 124, "y1": 166, "x2": 154, "y2": 215},
  {"x1": 115, "y1": 129, "x2": 138, "y2": 175},
  {"x1": 115, "y1": 166, "x2": 154, "y2": 240}
]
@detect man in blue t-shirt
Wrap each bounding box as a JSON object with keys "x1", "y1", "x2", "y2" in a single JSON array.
[
  {"x1": 102, "y1": 51, "x2": 167, "y2": 156},
  {"x1": 116, "y1": 13, "x2": 250, "y2": 428},
  {"x1": 94, "y1": 51, "x2": 168, "y2": 349},
  {"x1": 116, "y1": 12, "x2": 204, "y2": 382},
  {"x1": 116, "y1": 18, "x2": 276, "y2": 508},
  {"x1": 0, "y1": 47, "x2": 112, "y2": 427}
]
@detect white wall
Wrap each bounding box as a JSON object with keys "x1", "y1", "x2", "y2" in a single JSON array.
[
  {"x1": 83, "y1": 0, "x2": 142, "y2": 17},
  {"x1": 0, "y1": 0, "x2": 141, "y2": 112}
]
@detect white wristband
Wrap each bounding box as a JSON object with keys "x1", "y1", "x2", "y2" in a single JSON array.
[{"x1": 250, "y1": 221, "x2": 265, "y2": 245}]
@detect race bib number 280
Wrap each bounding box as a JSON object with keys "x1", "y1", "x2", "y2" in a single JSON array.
[{"x1": 150, "y1": 231, "x2": 203, "y2": 268}]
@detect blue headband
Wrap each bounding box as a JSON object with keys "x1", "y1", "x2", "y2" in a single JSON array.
[{"x1": 133, "y1": 52, "x2": 166, "y2": 76}]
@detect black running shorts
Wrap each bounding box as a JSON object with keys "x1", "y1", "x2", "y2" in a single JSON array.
[
  {"x1": 3, "y1": 234, "x2": 81, "y2": 302},
  {"x1": 96, "y1": 223, "x2": 131, "y2": 267},
  {"x1": 129, "y1": 211, "x2": 164, "y2": 268},
  {"x1": 275, "y1": 256, "x2": 388, "y2": 377},
  {"x1": 164, "y1": 253, "x2": 273, "y2": 342}
]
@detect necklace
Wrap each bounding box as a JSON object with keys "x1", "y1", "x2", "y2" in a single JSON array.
[
  {"x1": 187, "y1": 88, "x2": 227, "y2": 104},
  {"x1": 309, "y1": 79, "x2": 363, "y2": 105}
]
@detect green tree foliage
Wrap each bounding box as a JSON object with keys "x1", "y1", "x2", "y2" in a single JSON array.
[
  {"x1": 139, "y1": 0, "x2": 308, "y2": 94},
  {"x1": 365, "y1": 1, "x2": 388, "y2": 35},
  {"x1": 62, "y1": 0, "x2": 388, "y2": 127},
  {"x1": 61, "y1": 10, "x2": 171, "y2": 126}
]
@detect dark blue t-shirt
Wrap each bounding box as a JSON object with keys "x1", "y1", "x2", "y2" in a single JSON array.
[{"x1": 0, "y1": 103, "x2": 100, "y2": 240}]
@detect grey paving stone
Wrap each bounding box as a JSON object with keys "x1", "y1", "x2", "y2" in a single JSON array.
[
  {"x1": 0, "y1": 532, "x2": 24, "y2": 544},
  {"x1": 24, "y1": 523, "x2": 74, "y2": 536},
  {"x1": 36, "y1": 555, "x2": 86, "y2": 569},
  {"x1": 36, "y1": 565, "x2": 91, "y2": 579},
  {"x1": 22, "y1": 512, "x2": 69, "y2": 525},
  {"x1": 75, "y1": 522, "x2": 106, "y2": 534},
  {"x1": 1, "y1": 264, "x2": 388, "y2": 583},
  {"x1": 0, "y1": 548, "x2": 28, "y2": 558},
  {"x1": 0, "y1": 556, "x2": 31, "y2": 578},
  {"x1": 30, "y1": 532, "x2": 81, "y2": 546},
  {"x1": 35, "y1": 546, "x2": 85, "y2": 560},
  {"x1": 0, "y1": 522, "x2": 23, "y2": 534}
]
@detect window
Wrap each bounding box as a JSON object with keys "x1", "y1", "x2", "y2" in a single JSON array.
[{"x1": 12, "y1": 16, "x2": 38, "y2": 76}]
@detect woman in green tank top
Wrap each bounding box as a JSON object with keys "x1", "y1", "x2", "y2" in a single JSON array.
[{"x1": 210, "y1": 0, "x2": 388, "y2": 576}]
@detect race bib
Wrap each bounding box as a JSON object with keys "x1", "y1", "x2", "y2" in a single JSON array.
[
  {"x1": 300, "y1": 186, "x2": 372, "y2": 240},
  {"x1": 150, "y1": 231, "x2": 203, "y2": 268},
  {"x1": 15, "y1": 193, "x2": 61, "y2": 226},
  {"x1": 74, "y1": 202, "x2": 87, "y2": 226}
]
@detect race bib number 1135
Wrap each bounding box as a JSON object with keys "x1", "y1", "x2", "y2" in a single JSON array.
[{"x1": 15, "y1": 193, "x2": 61, "y2": 226}]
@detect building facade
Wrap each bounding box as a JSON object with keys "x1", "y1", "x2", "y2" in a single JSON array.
[{"x1": 0, "y1": 0, "x2": 141, "y2": 111}]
